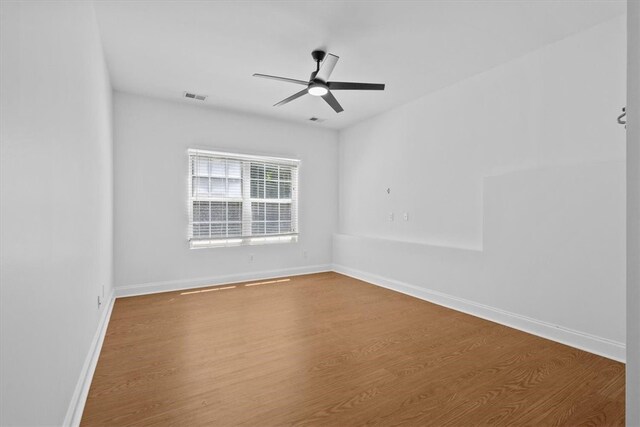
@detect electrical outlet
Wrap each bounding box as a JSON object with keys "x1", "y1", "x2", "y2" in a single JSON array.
[
  {"x1": 403, "y1": 212, "x2": 409, "y2": 221},
  {"x1": 249, "y1": 253, "x2": 254, "y2": 263},
  {"x1": 389, "y1": 212, "x2": 394, "y2": 222},
  {"x1": 97, "y1": 295, "x2": 102, "y2": 308},
  {"x1": 303, "y1": 249, "x2": 308, "y2": 259}
]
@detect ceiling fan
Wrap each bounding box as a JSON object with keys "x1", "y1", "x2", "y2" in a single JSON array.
[{"x1": 253, "y1": 50, "x2": 385, "y2": 113}]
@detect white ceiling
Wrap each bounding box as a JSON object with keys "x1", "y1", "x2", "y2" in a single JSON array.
[{"x1": 94, "y1": 0, "x2": 625, "y2": 130}]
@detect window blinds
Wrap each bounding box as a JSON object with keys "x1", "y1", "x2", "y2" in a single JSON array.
[{"x1": 188, "y1": 149, "x2": 299, "y2": 248}]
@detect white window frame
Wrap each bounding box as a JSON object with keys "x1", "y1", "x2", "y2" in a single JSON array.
[{"x1": 187, "y1": 149, "x2": 300, "y2": 248}]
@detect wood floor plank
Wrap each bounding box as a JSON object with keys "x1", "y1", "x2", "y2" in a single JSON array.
[{"x1": 81, "y1": 272, "x2": 625, "y2": 426}]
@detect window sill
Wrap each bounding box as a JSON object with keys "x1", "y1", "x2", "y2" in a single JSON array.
[{"x1": 190, "y1": 234, "x2": 298, "y2": 249}]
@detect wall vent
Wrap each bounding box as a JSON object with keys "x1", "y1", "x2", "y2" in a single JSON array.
[{"x1": 183, "y1": 92, "x2": 207, "y2": 101}]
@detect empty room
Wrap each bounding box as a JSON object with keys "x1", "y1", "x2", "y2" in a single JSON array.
[{"x1": 1, "y1": 1, "x2": 639, "y2": 426}]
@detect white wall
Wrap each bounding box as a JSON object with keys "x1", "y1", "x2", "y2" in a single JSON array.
[
  {"x1": 336, "y1": 16, "x2": 627, "y2": 359},
  {"x1": 113, "y1": 93, "x2": 338, "y2": 294},
  {"x1": 627, "y1": 0, "x2": 640, "y2": 423},
  {"x1": 0, "y1": 1, "x2": 114, "y2": 426}
]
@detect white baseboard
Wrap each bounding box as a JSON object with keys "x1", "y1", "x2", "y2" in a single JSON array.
[
  {"x1": 332, "y1": 264, "x2": 626, "y2": 363},
  {"x1": 63, "y1": 292, "x2": 116, "y2": 427},
  {"x1": 115, "y1": 264, "x2": 333, "y2": 298}
]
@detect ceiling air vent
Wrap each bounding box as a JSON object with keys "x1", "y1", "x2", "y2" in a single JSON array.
[
  {"x1": 183, "y1": 92, "x2": 207, "y2": 101},
  {"x1": 309, "y1": 117, "x2": 326, "y2": 123}
]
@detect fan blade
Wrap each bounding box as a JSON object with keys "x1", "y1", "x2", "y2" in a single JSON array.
[
  {"x1": 274, "y1": 89, "x2": 308, "y2": 107},
  {"x1": 315, "y1": 54, "x2": 339, "y2": 82},
  {"x1": 253, "y1": 73, "x2": 308, "y2": 86},
  {"x1": 322, "y1": 91, "x2": 344, "y2": 113},
  {"x1": 328, "y1": 82, "x2": 385, "y2": 91}
]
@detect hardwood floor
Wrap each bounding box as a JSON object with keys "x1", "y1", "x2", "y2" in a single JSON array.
[{"x1": 81, "y1": 272, "x2": 625, "y2": 426}]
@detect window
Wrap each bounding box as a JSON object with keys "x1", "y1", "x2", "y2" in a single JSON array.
[{"x1": 188, "y1": 149, "x2": 299, "y2": 248}]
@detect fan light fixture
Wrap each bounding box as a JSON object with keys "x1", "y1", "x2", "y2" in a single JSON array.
[
  {"x1": 253, "y1": 50, "x2": 385, "y2": 113},
  {"x1": 308, "y1": 84, "x2": 328, "y2": 97}
]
